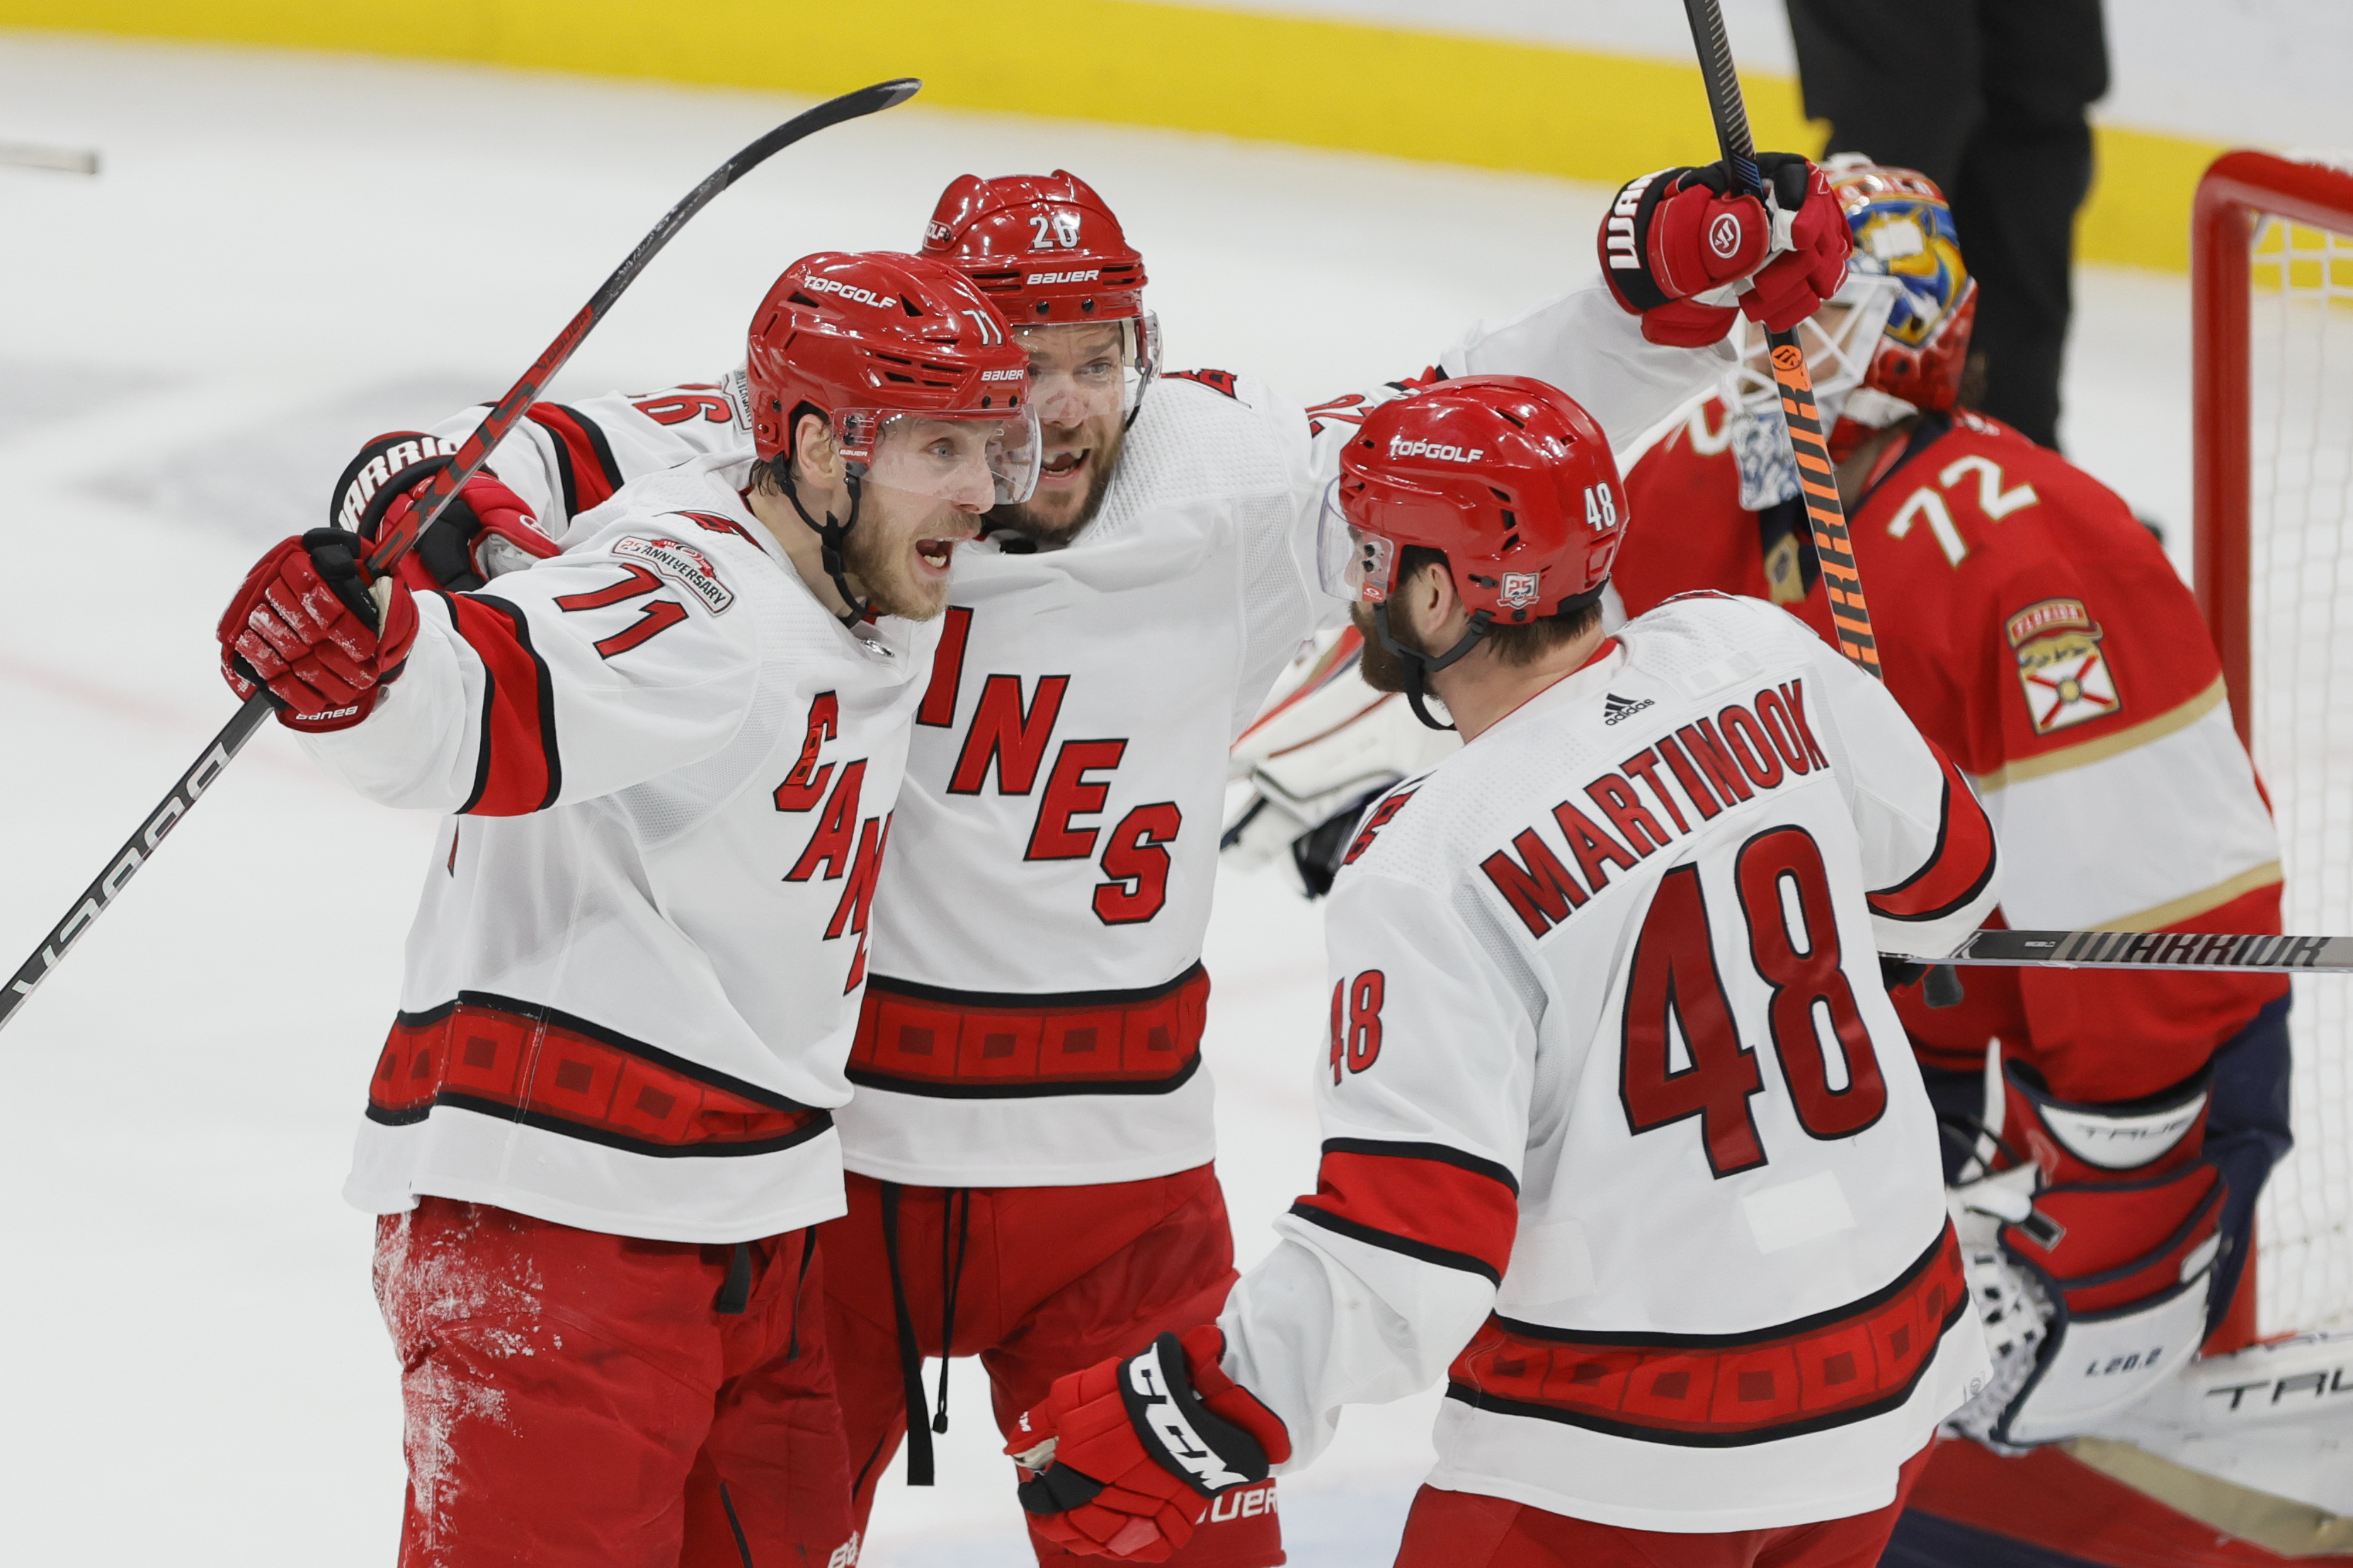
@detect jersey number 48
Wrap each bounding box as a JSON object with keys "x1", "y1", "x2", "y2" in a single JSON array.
[{"x1": 1619, "y1": 827, "x2": 1887, "y2": 1177}]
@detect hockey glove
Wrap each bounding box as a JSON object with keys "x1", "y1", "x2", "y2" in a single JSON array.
[
  {"x1": 1009, "y1": 1328, "x2": 1289, "y2": 1562},
  {"x1": 1598, "y1": 154, "x2": 1852, "y2": 347},
  {"x1": 331, "y1": 430, "x2": 556, "y2": 593},
  {"x1": 219, "y1": 529, "x2": 418, "y2": 732}
]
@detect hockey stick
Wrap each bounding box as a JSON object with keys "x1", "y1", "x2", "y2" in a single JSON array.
[
  {"x1": 1678, "y1": 0, "x2": 1884, "y2": 682},
  {"x1": 1929, "y1": 927, "x2": 2353, "y2": 975},
  {"x1": 0, "y1": 77, "x2": 922, "y2": 1034}
]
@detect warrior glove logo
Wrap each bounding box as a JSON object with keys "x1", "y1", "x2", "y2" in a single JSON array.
[
  {"x1": 1709, "y1": 210, "x2": 1744, "y2": 259},
  {"x1": 1387, "y1": 435, "x2": 1484, "y2": 463}
]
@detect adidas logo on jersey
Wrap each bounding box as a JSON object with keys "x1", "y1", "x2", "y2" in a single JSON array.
[
  {"x1": 1387, "y1": 435, "x2": 1485, "y2": 463},
  {"x1": 1603, "y1": 693, "x2": 1655, "y2": 726}
]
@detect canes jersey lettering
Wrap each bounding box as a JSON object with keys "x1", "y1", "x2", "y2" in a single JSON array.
[
  {"x1": 425, "y1": 280, "x2": 1733, "y2": 1186},
  {"x1": 1614, "y1": 400, "x2": 2283, "y2": 1101},
  {"x1": 1218, "y1": 595, "x2": 1999, "y2": 1532},
  {"x1": 302, "y1": 452, "x2": 935, "y2": 1243}
]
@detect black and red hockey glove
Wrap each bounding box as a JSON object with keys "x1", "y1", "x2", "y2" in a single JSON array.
[
  {"x1": 218, "y1": 529, "x2": 418, "y2": 732},
  {"x1": 1009, "y1": 1328, "x2": 1289, "y2": 1562},
  {"x1": 1599, "y1": 154, "x2": 1852, "y2": 346},
  {"x1": 331, "y1": 430, "x2": 555, "y2": 594}
]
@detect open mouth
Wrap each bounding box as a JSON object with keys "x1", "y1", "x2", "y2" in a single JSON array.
[
  {"x1": 914, "y1": 538, "x2": 957, "y2": 576},
  {"x1": 1039, "y1": 449, "x2": 1090, "y2": 485}
]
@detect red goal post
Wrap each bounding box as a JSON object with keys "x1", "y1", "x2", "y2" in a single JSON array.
[{"x1": 2191, "y1": 148, "x2": 2353, "y2": 1337}]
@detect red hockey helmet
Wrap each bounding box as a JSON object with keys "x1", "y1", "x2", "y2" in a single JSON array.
[
  {"x1": 922, "y1": 171, "x2": 1159, "y2": 425},
  {"x1": 1320, "y1": 375, "x2": 1629, "y2": 627},
  {"x1": 922, "y1": 171, "x2": 1148, "y2": 324},
  {"x1": 746, "y1": 251, "x2": 1038, "y2": 505}
]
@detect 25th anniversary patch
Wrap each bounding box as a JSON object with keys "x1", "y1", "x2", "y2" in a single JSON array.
[{"x1": 613, "y1": 536, "x2": 735, "y2": 614}]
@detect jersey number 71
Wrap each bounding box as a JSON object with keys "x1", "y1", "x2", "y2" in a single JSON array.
[{"x1": 1619, "y1": 827, "x2": 1887, "y2": 1178}]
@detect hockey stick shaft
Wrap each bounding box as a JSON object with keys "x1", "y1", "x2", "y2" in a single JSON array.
[
  {"x1": 0, "y1": 78, "x2": 921, "y2": 1034},
  {"x1": 1923, "y1": 927, "x2": 2353, "y2": 975},
  {"x1": 1678, "y1": 0, "x2": 1884, "y2": 680}
]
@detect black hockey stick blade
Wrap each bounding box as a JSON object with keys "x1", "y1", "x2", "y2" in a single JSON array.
[
  {"x1": 0, "y1": 78, "x2": 921, "y2": 1036},
  {"x1": 1913, "y1": 927, "x2": 2353, "y2": 975}
]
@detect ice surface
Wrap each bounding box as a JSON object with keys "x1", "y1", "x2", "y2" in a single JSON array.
[{"x1": 0, "y1": 31, "x2": 2200, "y2": 1564}]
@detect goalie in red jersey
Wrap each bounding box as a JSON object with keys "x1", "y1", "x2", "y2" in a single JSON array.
[{"x1": 1608, "y1": 157, "x2": 2297, "y2": 1566}]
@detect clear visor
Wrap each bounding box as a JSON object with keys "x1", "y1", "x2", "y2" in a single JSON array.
[
  {"x1": 1015, "y1": 314, "x2": 1159, "y2": 428},
  {"x1": 836, "y1": 404, "x2": 1042, "y2": 509},
  {"x1": 1314, "y1": 479, "x2": 1396, "y2": 603},
  {"x1": 1724, "y1": 273, "x2": 1905, "y2": 428}
]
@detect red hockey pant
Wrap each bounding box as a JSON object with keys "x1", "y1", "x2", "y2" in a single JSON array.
[
  {"x1": 1394, "y1": 1441, "x2": 1933, "y2": 1567},
  {"x1": 374, "y1": 1197, "x2": 856, "y2": 1568},
  {"x1": 820, "y1": 1164, "x2": 1281, "y2": 1567}
]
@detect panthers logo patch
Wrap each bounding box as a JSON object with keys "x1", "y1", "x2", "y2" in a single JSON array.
[{"x1": 2007, "y1": 598, "x2": 2119, "y2": 734}]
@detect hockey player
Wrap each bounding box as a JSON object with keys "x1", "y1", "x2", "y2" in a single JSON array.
[
  {"x1": 1007, "y1": 374, "x2": 2000, "y2": 1566},
  {"x1": 216, "y1": 251, "x2": 1035, "y2": 1567},
  {"x1": 1607, "y1": 162, "x2": 2296, "y2": 1560},
  {"x1": 327, "y1": 157, "x2": 1855, "y2": 1564}
]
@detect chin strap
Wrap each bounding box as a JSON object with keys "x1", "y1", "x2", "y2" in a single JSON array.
[
  {"x1": 784, "y1": 469, "x2": 870, "y2": 626},
  {"x1": 1373, "y1": 603, "x2": 1489, "y2": 732}
]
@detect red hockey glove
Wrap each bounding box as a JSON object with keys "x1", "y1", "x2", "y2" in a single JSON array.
[
  {"x1": 218, "y1": 529, "x2": 418, "y2": 733},
  {"x1": 1009, "y1": 1328, "x2": 1289, "y2": 1562},
  {"x1": 331, "y1": 430, "x2": 556, "y2": 593},
  {"x1": 1599, "y1": 154, "x2": 1851, "y2": 346}
]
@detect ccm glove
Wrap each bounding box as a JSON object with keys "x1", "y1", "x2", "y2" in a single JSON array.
[
  {"x1": 1599, "y1": 154, "x2": 1852, "y2": 346},
  {"x1": 218, "y1": 529, "x2": 418, "y2": 732},
  {"x1": 1009, "y1": 1328, "x2": 1289, "y2": 1562},
  {"x1": 331, "y1": 430, "x2": 556, "y2": 593}
]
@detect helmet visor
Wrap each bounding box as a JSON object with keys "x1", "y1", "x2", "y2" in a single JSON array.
[
  {"x1": 837, "y1": 404, "x2": 1042, "y2": 508},
  {"x1": 1315, "y1": 479, "x2": 1396, "y2": 604},
  {"x1": 1015, "y1": 314, "x2": 1159, "y2": 426}
]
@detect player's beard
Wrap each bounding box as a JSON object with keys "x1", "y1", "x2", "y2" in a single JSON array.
[
  {"x1": 843, "y1": 491, "x2": 967, "y2": 621},
  {"x1": 985, "y1": 416, "x2": 1126, "y2": 549},
  {"x1": 1351, "y1": 600, "x2": 1415, "y2": 693}
]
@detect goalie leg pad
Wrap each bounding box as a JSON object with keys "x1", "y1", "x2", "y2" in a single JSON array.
[{"x1": 1993, "y1": 1162, "x2": 2226, "y2": 1446}]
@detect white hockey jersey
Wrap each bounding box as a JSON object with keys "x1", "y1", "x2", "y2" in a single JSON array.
[
  {"x1": 304, "y1": 452, "x2": 935, "y2": 1244},
  {"x1": 1217, "y1": 594, "x2": 2000, "y2": 1532},
  {"x1": 422, "y1": 278, "x2": 1731, "y2": 1188}
]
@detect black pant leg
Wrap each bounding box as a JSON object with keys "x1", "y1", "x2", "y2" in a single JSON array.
[
  {"x1": 1954, "y1": 0, "x2": 2109, "y2": 448},
  {"x1": 1783, "y1": 0, "x2": 1980, "y2": 187}
]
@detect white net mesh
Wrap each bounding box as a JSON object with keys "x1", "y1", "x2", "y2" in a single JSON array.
[{"x1": 2244, "y1": 183, "x2": 2353, "y2": 1334}]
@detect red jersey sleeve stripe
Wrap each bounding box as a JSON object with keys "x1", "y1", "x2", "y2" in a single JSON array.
[
  {"x1": 1289, "y1": 1138, "x2": 1519, "y2": 1284},
  {"x1": 1869, "y1": 743, "x2": 1998, "y2": 922},
  {"x1": 440, "y1": 592, "x2": 562, "y2": 816},
  {"x1": 525, "y1": 403, "x2": 626, "y2": 517}
]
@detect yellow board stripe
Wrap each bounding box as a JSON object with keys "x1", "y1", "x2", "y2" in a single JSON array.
[{"x1": 0, "y1": 0, "x2": 2224, "y2": 273}]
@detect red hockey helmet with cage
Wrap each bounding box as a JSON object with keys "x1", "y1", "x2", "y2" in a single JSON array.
[
  {"x1": 921, "y1": 171, "x2": 1148, "y2": 325},
  {"x1": 1321, "y1": 375, "x2": 1629, "y2": 626},
  {"x1": 745, "y1": 251, "x2": 1031, "y2": 464}
]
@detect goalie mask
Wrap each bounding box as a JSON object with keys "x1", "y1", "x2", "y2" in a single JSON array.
[
  {"x1": 1724, "y1": 156, "x2": 1978, "y2": 503},
  {"x1": 746, "y1": 251, "x2": 1039, "y2": 618},
  {"x1": 922, "y1": 171, "x2": 1159, "y2": 425},
  {"x1": 1316, "y1": 375, "x2": 1626, "y2": 728}
]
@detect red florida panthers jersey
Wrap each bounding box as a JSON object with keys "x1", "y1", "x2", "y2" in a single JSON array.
[
  {"x1": 1612, "y1": 402, "x2": 2284, "y2": 1101},
  {"x1": 1217, "y1": 594, "x2": 1998, "y2": 1531}
]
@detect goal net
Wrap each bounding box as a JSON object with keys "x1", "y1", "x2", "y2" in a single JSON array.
[{"x1": 2195, "y1": 150, "x2": 2353, "y2": 1336}]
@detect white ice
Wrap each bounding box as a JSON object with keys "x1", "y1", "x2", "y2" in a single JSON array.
[{"x1": 0, "y1": 33, "x2": 2204, "y2": 1565}]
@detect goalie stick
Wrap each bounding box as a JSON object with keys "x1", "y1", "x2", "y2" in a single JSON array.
[
  {"x1": 1679, "y1": 0, "x2": 1885, "y2": 682},
  {"x1": 0, "y1": 77, "x2": 922, "y2": 1035}
]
